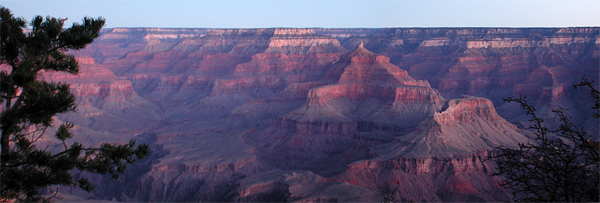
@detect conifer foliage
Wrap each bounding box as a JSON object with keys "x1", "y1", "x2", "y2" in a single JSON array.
[
  {"x1": 490, "y1": 79, "x2": 599, "y2": 202},
  {"x1": 0, "y1": 7, "x2": 150, "y2": 202}
]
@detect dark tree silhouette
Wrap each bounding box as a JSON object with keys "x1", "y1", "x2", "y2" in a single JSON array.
[
  {"x1": 1, "y1": 7, "x2": 149, "y2": 202},
  {"x1": 490, "y1": 79, "x2": 599, "y2": 202}
]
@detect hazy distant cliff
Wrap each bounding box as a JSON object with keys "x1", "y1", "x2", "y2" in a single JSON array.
[{"x1": 55, "y1": 27, "x2": 598, "y2": 201}]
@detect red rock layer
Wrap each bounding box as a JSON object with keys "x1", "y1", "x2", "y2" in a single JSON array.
[
  {"x1": 285, "y1": 44, "x2": 445, "y2": 124},
  {"x1": 246, "y1": 45, "x2": 449, "y2": 174},
  {"x1": 38, "y1": 56, "x2": 160, "y2": 133},
  {"x1": 333, "y1": 151, "x2": 510, "y2": 202},
  {"x1": 50, "y1": 28, "x2": 596, "y2": 202},
  {"x1": 434, "y1": 96, "x2": 501, "y2": 125}
]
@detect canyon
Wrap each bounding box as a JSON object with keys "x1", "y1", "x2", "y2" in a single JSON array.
[{"x1": 39, "y1": 27, "x2": 598, "y2": 201}]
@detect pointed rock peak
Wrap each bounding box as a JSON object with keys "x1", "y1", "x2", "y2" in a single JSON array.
[
  {"x1": 328, "y1": 41, "x2": 425, "y2": 87},
  {"x1": 342, "y1": 42, "x2": 386, "y2": 64},
  {"x1": 354, "y1": 42, "x2": 370, "y2": 53},
  {"x1": 347, "y1": 42, "x2": 376, "y2": 58}
]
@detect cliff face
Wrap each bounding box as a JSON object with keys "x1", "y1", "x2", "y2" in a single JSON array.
[
  {"x1": 39, "y1": 56, "x2": 161, "y2": 136},
  {"x1": 347, "y1": 28, "x2": 598, "y2": 96},
  {"x1": 345, "y1": 28, "x2": 599, "y2": 133},
  {"x1": 334, "y1": 151, "x2": 510, "y2": 202},
  {"x1": 52, "y1": 27, "x2": 598, "y2": 202},
  {"x1": 243, "y1": 45, "x2": 446, "y2": 175}
]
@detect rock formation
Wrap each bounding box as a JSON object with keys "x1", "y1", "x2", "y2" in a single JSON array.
[
  {"x1": 40, "y1": 27, "x2": 598, "y2": 201},
  {"x1": 241, "y1": 44, "x2": 529, "y2": 201}
]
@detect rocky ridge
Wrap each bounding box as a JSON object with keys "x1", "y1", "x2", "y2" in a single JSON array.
[{"x1": 48, "y1": 27, "x2": 598, "y2": 201}]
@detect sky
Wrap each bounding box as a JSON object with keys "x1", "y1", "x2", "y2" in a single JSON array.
[{"x1": 2, "y1": 0, "x2": 599, "y2": 28}]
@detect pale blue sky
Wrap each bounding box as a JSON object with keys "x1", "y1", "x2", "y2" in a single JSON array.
[{"x1": 2, "y1": 0, "x2": 599, "y2": 28}]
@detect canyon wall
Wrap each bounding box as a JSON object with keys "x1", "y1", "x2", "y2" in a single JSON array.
[{"x1": 46, "y1": 27, "x2": 598, "y2": 201}]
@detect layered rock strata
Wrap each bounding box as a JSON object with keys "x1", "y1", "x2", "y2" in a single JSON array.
[
  {"x1": 47, "y1": 27, "x2": 597, "y2": 202},
  {"x1": 39, "y1": 56, "x2": 161, "y2": 134},
  {"x1": 343, "y1": 28, "x2": 599, "y2": 132},
  {"x1": 239, "y1": 44, "x2": 529, "y2": 201}
]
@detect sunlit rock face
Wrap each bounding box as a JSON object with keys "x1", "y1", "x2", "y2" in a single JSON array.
[
  {"x1": 242, "y1": 45, "x2": 529, "y2": 201},
  {"x1": 346, "y1": 28, "x2": 599, "y2": 133},
  {"x1": 51, "y1": 27, "x2": 598, "y2": 202},
  {"x1": 333, "y1": 151, "x2": 511, "y2": 202},
  {"x1": 39, "y1": 56, "x2": 161, "y2": 136}
]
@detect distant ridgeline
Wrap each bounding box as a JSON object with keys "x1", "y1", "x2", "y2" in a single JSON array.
[{"x1": 45, "y1": 27, "x2": 597, "y2": 202}]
